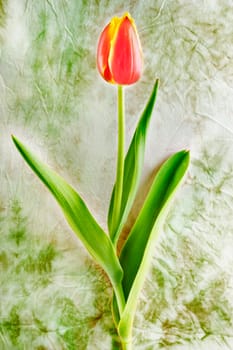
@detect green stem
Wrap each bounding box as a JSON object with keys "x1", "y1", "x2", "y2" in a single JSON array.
[
  {"x1": 111, "y1": 332, "x2": 132, "y2": 350},
  {"x1": 112, "y1": 85, "x2": 125, "y2": 244},
  {"x1": 114, "y1": 281, "x2": 125, "y2": 318},
  {"x1": 121, "y1": 340, "x2": 132, "y2": 350},
  {"x1": 118, "y1": 320, "x2": 133, "y2": 350},
  {"x1": 110, "y1": 86, "x2": 132, "y2": 349}
]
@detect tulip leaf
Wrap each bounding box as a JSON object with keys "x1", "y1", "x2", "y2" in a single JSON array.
[
  {"x1": 118, "y1": 150, "x2": 190, "y2": 341},
  {"x1": 108, "y1": 79, "x2": 159, "y2": 244},
  {"x1": 12, "y1": 136, "x2": 123, "y2": 293}
]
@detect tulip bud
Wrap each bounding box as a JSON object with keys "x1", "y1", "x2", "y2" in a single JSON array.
[{"x1": 97, "y1": 13, "x2": 143, "y2": 85}]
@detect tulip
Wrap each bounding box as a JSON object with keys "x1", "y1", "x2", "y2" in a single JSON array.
[{"x1": 97, "y1": 13, "x2": 143, "y2": 85}]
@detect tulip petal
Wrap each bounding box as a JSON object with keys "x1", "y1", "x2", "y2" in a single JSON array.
[
  {"x1": 97, "y1": 23, "x2": 113, "y2": 82},
  {"x1": 109, "y1": 14, "x2": 142, "y2": 85}
]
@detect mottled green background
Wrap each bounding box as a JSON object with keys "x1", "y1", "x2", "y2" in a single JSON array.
[{"x1": 1, "y1": 0, "x2": 233, "y2": 349}]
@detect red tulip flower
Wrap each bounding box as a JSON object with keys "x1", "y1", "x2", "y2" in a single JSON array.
[{"x1": 97, "y1": 13, "x2": 143, "y2": 85}]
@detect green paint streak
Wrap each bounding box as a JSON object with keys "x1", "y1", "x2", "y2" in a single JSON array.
[
  {"x1": 58, "y1": 297, "x2": 89, "y2": 349},
  {"x1": 0, "y1": 0, "x2": 6, "y2": 26},
  {"x1": 17, "y1": 243, "x2": 57, "y2": 274},
  {"x1": 9, "y1": 199, "x2": 27, "y2": 245},
  {"x1": 37, "y1": 243, "x2": 57, "y2": 273},
  {"x1": 1, "y1": 306, "x2": 21, "y2": 345}
]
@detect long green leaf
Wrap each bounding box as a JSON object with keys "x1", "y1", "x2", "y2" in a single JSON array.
[
  {"x1": 12, "y1": 136, "x2": 123, "y2": 293},
  {"x1": 108, "y1": 79, "x2": 159, "y2": 245},
  {"x1": 118, "y1": 150, "x2": 190, "y2": 341}
]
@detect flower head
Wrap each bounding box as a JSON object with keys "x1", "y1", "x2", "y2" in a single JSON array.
[{"x1": 97, "y1": 13, "x2": 143, "y2": 85}]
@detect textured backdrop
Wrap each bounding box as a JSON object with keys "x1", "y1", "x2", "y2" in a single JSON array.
[{"x1": 1, "y1": 0, "x2": 233, "y2": 349}]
